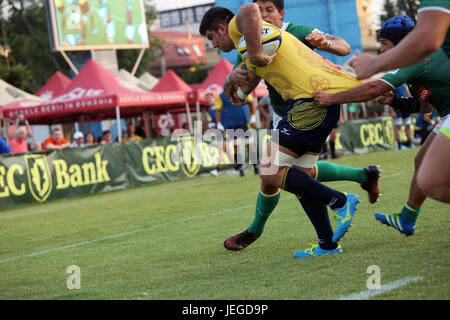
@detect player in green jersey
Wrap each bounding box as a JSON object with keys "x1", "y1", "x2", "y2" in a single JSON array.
[
  {"x1": 349, "y1": 0, "x2": 450, "y2": 80},
  {"x1": 313, "y1": 15, "x2": 450, "y2": 235}
]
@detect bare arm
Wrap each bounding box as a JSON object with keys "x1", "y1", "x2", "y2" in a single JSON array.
[
  {"x1": 305, "y1": 32, "x2": 351, "y2": 56},
  {"x1": 235, "y1": 4, "x2": 274, "y2": 67},
  {"x1": 247, "y1": 97, "x2": 258, "y2": 127},
  {"x1": 225, "y1": 67, "x2": 262, "y2": 105},
  {"x1": 349, "y1": 11, "x2": 450, "y2": 79},
  {"x1": 313, "y1": 80, "x2": 392, "y2": 106},
  {"x1": 215, "y1": 109, "x2": 221, "y2": 124},
  {"x1": 224, "y1": 62, "x2": 254, "y2": 99}
]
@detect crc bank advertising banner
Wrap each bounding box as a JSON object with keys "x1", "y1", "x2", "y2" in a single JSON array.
[{"x1": 0, "y1": 117, "x2": 395, "y2": 209}]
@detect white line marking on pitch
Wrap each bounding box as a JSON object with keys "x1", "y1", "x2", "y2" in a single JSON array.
[
  {"x1": 338, "y1": 276, "x2": 423, "y2": 300},
  {"x1": 0, "y1": 172, "x2": 408, "y2": 264}
]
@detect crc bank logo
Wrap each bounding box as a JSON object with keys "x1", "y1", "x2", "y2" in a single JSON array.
[
  {"x1": 25, "y1": 154, "x2": 52, "y2": 202},
  {"x1": 0, "y1": 152, "x2": 110, "y2": 202}
]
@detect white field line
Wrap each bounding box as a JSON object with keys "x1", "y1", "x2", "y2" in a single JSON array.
[
  {"x1": 338, "y1": 276, "x2": 423, "y2": 300},
  {"x1": 0, "y1": 172, "x2": 408, "y2": 264}
]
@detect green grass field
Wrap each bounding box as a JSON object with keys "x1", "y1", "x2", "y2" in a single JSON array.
[{"x1": 0, "y1": 148, "x2": 448, "y2": 300}]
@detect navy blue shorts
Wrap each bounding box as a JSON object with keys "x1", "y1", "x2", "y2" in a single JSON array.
[{"x1": 274, "y1": 98, "x2": 340, "y2": 156}]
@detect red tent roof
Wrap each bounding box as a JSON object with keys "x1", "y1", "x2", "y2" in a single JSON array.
[
  {"x1": 35, "y1": 71, "x2": 71, "y2": 100},
  {"x1": 198, "y1": 58, "x2": 233, "y2": 92},
  {"x1": 3, "y1": 59, "x2": 188, "y2": 123},
  {"x1": 151, "y1": 69, "x2": 193, "y2": 93}
]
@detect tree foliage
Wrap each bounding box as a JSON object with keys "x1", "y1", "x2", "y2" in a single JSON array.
[
  {"x1": 1, "y1": 0, "x2": 66, "y2": 92},
  {"x1": 0, "y1": 0, "x2": 162, "y2": 92},
  {"x1": 380, "y1": 0, "x2": 420, "y2": 24}
]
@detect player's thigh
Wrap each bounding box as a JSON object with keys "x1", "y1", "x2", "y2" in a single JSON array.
[
  {"x1": 414, "y1": 131, "x2": 436, "y2": 170},
  {"x1": 417, "y1": 133, "x2": 450, "y2": 193}
]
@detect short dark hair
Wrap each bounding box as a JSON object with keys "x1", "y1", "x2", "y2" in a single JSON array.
[
  {"x1": 199, "y1": 6, "x2": 235, "y2": 36},
  {"x1": 253, "y1": 0, "x2": 284, "y2": 13}
]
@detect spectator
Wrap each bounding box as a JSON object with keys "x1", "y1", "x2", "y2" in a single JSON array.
[
  {"x1": 7, "y1": 112, "x2": 33, "y2": 142},
  {"x1": 85, "y1": 132, "x2": 97, "y2": 146},
  {"x1": 8, "y1": 127, "x2": 29, "y2": 154},
  {"x1": 134, "y1": 118, "x2": 147, "y2": 138},
  {"x1": 258, "y1": 94, "x2": 282, "y2": 130},
  {"x1": 42, "y1": 128, "x2": 70, "y2": 151},
  {"x1": 122, "y1": 123, "x2": 142, "y2": 141},
  {"x1": 71, "y1": 131, "x2": 85, "y2": 148},
  {"x1": 413, "y1": 110, "x2": 440, "y2": 146},
  {"x1": 100, "y1": 130, "x2": 113, "y2": 144},
  {"x1": 256, "y1": 95, "x2": 271, "y2": 129},
  {"x1": 389, "y1": 84, "x2": 414, "y2": 150},
  {"x1": 0, "y1": 136, "x2": 12, "y2": 154},
  {"x1": 346, "y1": 103, "x2": 361, "y2": 120},
  {"x1": 30, "y1": 141, "x2": 42, "y2": 152}
]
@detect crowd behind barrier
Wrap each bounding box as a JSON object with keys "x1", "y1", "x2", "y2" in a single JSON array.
[{"x1": 0, "y1": 112, "x2": 432, "y2": 209}]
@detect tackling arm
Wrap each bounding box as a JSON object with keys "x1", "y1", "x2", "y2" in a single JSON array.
[
  {"x1": 349, "y1": 11, "x2": 450, "y2": 79},
  {"x1": 305, "y1": 32, "x2": 351, "y2": 56},
  {"x1": 313, "y1": 80, "x2": 392, "y2": 106}
]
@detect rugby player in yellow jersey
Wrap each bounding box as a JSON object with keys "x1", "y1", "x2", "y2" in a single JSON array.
[{"x1": 200, "y1": 4, "x2": 364, "y2": 258}]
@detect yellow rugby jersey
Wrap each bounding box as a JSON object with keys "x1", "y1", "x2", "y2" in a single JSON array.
[{"x1": 228, "y1": 17, "x2": 363, "y2": 100}]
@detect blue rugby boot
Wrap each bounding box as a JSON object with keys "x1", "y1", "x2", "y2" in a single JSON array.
[
  {"x1": 374, "y1": 212, "x2": 415, "y2": 236},
  {"x1": 332, "y1": 193, "x2": 360, "y2": 243},
  {"x1": 293, "y1": 244, "x2": 342, "y2": 258}
]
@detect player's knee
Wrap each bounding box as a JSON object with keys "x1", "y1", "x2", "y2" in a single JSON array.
[{"x1": 259, "y1": 163, "x2": 284, "y2": 186}]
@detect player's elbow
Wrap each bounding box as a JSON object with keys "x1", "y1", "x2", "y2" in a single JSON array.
[
  {"x1": 340, "y1": 45, "x2": 352, "y2": 56},
  {"x1": 236, "y1": 3, "x2": 259, "y2": 24},
  {"x1": 421, "y1": 39, "x2": 442, "y2": 56},
  {"x1": 237, "y1": 3, "x2": 259, "y2": 16},
  {"x1": 335, "y1": 41, "x2": 351, "y2": 56},
  {"x1": 366, "y1": 81, "x2": 389, "y2": 100}
]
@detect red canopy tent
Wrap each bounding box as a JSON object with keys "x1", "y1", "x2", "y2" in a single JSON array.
[
  {"x1": 2, "y1": 59, "x2": 188, "y2": 139},
  {"x1": 189, "y1": 58, "x2": 232, "y2": 106},
  {"x1": 35, "y1": 71, "x2": 71, "y2": 100},
  {"x1": 151, "y1": 69, "x2": 199, "y2": 132},
  {"x1": 151, "y1": 69, "x2": 193, "y2": 93}
]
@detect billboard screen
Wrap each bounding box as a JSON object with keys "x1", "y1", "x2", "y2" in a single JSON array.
[{"x1": 46, "y1": 0, "x2": 149, "y2": 51}]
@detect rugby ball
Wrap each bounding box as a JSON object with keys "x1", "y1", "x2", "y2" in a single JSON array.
[{"x1": 237, "y1": 24, "x2": 282, "y2": 59}]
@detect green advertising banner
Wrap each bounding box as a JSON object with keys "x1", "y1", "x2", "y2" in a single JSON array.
[
  {"x1": 0, "y1": 117, "x2": 395, "y2": 209},
  {"x1": 334, "y1": 116, "x2": 395, "y2": 155},
  {"x1": 0, "y1": 144, "x2": 128, "y2": 209},
  {"x1": 123, "y1": 135, "x2": 236, "y2": 186}
]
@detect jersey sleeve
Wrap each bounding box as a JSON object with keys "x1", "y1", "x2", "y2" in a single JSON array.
[
  {"x1": 418, "y1": 0, "x2": 450, "y2": 13},
  {"x1": 227, "y1": 16, "x2": 242, "y2": 46},
  {"x1": 380, "y1": 63, "x2": 426, "y2": 89},
  {"x1": 286, "y1": 24, "x2": 317, "y2": 50}
]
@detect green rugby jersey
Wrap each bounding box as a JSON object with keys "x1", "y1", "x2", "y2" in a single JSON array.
[
  {"x1": 418, "y1": 0, "x2": 450, "y2": 57},
  {"x1": 380, "y1": 48, "x2": 450, "y2": 117},
  {"x1": 234, "y1": 23, "x2": 317, "y2": 117}
]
